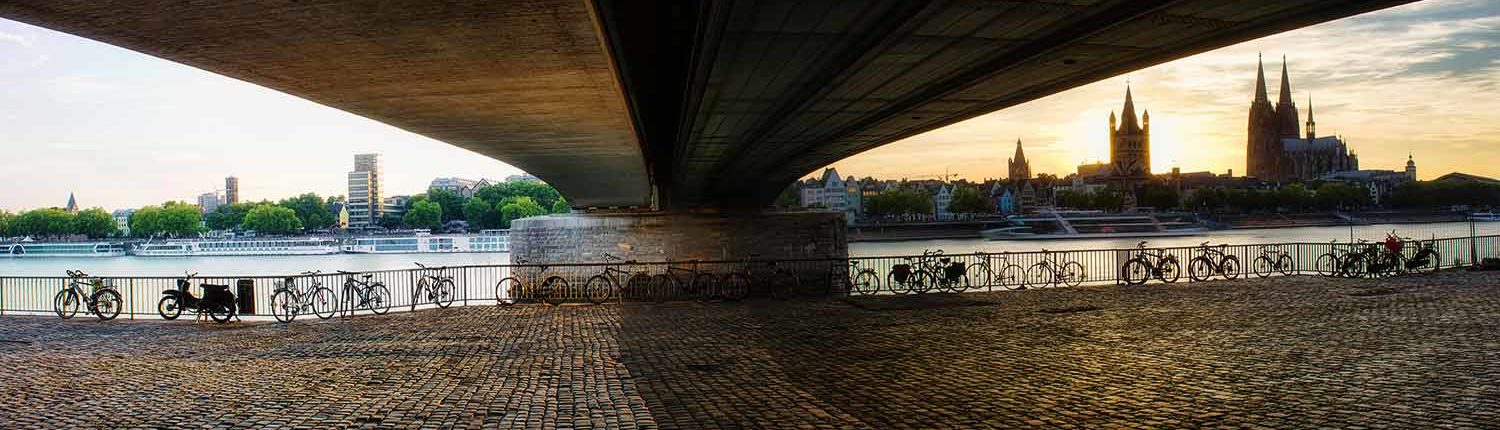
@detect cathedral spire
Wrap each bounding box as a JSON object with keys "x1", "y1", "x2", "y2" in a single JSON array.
[
  {"x1": 1305, "y1": 94, "x2": 1316, "y2": 139},
  {"x1": 1254, "y1": 53, "x2": 1269, "y2": 103},
  {"x1": 1277, "y1": 55, "x2": 1293, "y2": 106},
  {"x1": 1119, "y1": 84, "x2": 1140, "y2": 132}
]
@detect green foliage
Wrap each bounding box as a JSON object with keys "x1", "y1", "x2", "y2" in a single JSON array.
[
  {"x1": 947, "y1": 186, "x2": 991, "y2": 214},
  {"x1": 204, "y1": 203, "x2": 256, "y2": 231},
  {"x1": 71, "y1": 208, "x2": 118, "y2": 238},
  {"x1": 129, "y1": 202, "x2": 204, "y2": 238},
  {"x1": 241, "y1": 204, "x2": 304, "y2": 235},
  {"x1": 403, "y1": 201, "x2": 443, "y2": 230},
  {"x1": 0, "y1": 210, "x2": 13, "y2": 237},
  {"x1": 424, "y1": 188, "x2": 467, "y2": 222},
  {"x1": 463, "y1": 197, "x2": 501, "y2": 230},
  {"x1": 1388, "y1": 180, "x2": 1500, "y2": 208},
  {"x1": 277, "y1": 193, "x2": 334, "y2": 231},
  {"x1": 378, "y1": 212, "x2": 405, "y2": 230},
  {"x1": 1055, "y1": 189, "x2": 1126, "y2": 211},
  {"x1": 1137, "y1": 183, "x2": 1181, "y2": 209},
  {"x1": 551, "y1": 198, "x2": 571, "y2": 214},
  {"x1": 1314, "y1": 183, "x2": 1371, "y2": 209},
  {"x1": 498, "y1": 196, "x2": 548, "y2": 228},
  {"x1": 474, "y1": 182, "x2": 563, "y2": 212},
  {"x1": 866, "y1": 188, "x2": 934, "y2": 217},
  {"x1": 11, "y1": 208, "x2": 74, "y2": 238},
  {"x1": 773, "y1": 185, "x2": 801, "y2": 209}
]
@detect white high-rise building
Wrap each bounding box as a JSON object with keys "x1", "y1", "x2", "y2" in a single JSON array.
[
  {"x1": 347, "y1": 153, "x2": 383, "y2": 229},
  {"x1": 197, "y1": 191, "x2": 222, "y2": 213}
]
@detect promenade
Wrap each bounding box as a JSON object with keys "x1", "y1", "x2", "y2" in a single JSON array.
[{"x1": 1, "y1": 272, "x2": 1496, "y2": 429}]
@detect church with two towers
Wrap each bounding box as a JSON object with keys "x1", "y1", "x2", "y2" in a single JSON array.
[{"x1": 1246, "y1": 55, "x2": 1358, "y2": 182}]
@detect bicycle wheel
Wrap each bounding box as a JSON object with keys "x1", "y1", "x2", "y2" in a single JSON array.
[
  {"x1": 625, "y1": 273, "x2": 653, "y2": 301},
  {"x1": 584, "y1": 274, "x2": 615, "y2": 304},
  {"x1": 649, "y1": 274, "x2": 677, "y2": 303},
  {"x1": 435, "y1": 279, "x2": 456, "y2": 308},
  {"x1": 769, "y1": 270, "x2": 798, "y2": 300},
  {"x1": 1411, "y1": 250, "x2": 1440, "y2": 274},
  {"x1": 887, "y1": 272, "x2": 911, "y2": 295},
  {"x1": 943, "y1": 267, "x2": 970, "y2": 293},
  {"x1": 1315, "y1": 253, "x2": 1339, "y2": 277},
  {"x1": 998, "y1": 264, "x2": 1026, "y2": 290},
  {"x1": 92, "y1": 289, "x2": 122, "y2": 321},
  {"x1": 1025, "y1": 264, "x2": 1054, "y2": 289},
  {"x1": 907, "y1": 270, "x2": 934, "y2": 295},
  {"x1": 1159, "y1": 257, "x2": 1182, "y2": 284},
  {"x1": 720, "y1": 273, "x2": 751, "y2": 301},
  {"x1": 1188, "y1": 257, "x2": 1214, "y2": 282},
  {"x1": 691, "y1": 273, "x2": 719, "y2": 301},
  {"x1": 1276, "y1": 254, "x2": 1296, "y2": 276},
  {"x1": 369, "y1": 283, "x2": 392, "y2": 314},
  {"x1": 270, "y1": 290, "x2": 295, "y2": 323},
  {"x1": 496, "y1": 277, "x2": 522, "y2": 306},
  {"x1": 1121, "y1": 259, "x2": 1148, "y2": 285},
  {"x1": 851, "y1": 269, "x2": 880, "y2": 295},
  {"x1": 54, "y1": 289, "x2": 80, "y2": 320},
  {"x1": 966, "y1": 264, "x2": 994, "y2": 290},
  {"x1": 1060, "y1": 262, "x2": 1086, "y2": 287},
  {"x1": 541, "y1": 276, "x2": 569, "y2": 306},
  {"x1": 1342, "y1": 254, "x2": 1367, "y2": 278},
  {"x1": 1220, "y1": 256, "x2": 1241, "y2": 280},
  {"x1": 158, "y1": 295, "x2": 184, "y2": 321},
  {"x1": 312, "y1": 287, "x2": 337, "y2": 320},
  {"x1": 1252, "y1": 256, "x2": 1273, "y2": 278}
]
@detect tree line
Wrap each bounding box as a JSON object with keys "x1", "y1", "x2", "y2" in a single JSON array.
[
  {"x1": 0, "y1": 208, "x2": 118, "y2": 239},
  {"x1": 382, "y1": 181, "x2": 569, "y2": 231}
]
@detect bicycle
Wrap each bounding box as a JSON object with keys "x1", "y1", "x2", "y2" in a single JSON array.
[
  {"x1": 1315, "y1": 240, "x2": 1357, "y2": 277},
  {"x1": 887, "y1": 255, "x2": 931, "y2": 294},
  {"x1": 966, "y1": 252, "x2": 1026, "y2": 291},
  {"x1": 724, "y1": 255, "x2": 797, "y2": 300},
  {"x1": 1187, "y1": 242, "x2": 1240, "y2": 282},
  {"x1": 411, "y1": 262, "x2": 456, "y2": 311},
  {"x1": 336, "y1": 271, "x2": 392, "y2": 316},
  {"x1": 1026, "y1": 250, "x2": 1085, "y2": 288},
  {"x1": 652, "y1": 260, "x2": 718, "y2": 302},
  {"x1": 269, "y1": 271, "x2": 337, "y2": 323},
  {"x1": 582, "y1": 254, "x2": 652, "y2": 304},
  {"x1": 1397, "y1": 234, "x2": 1441, "y2": 275},
  {"x1": 915, "y1": 249, "x2": 968, "y2": 293},
  {"x1": 836, "y1": 259, "x2": 881, "y2": 296},
  {"x1": 54, "y1": 270, "x2": 123, "y2": 321},
  {"x1": 1120, "y1": 241, "x2": 1180, "y2": 285},
  {"x1": 1251, "y1": 245, "x2": 1296, "y2": 278},
  {"x1": 496, "y1": 258, "x2": 568, "y2": 306}
]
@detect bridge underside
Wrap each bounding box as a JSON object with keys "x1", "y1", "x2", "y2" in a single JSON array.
[{"x1": 0, "y1": 0, "x2": 1414, "y2": 211}]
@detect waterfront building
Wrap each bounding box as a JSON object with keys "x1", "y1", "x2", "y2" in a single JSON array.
[
  {"x1": 931, "y1": 185, "x2": 953, "y2": 220},
  {"x1": 65, "y1": 193, "x2": 78, "y2": 214},
  {"x1": 1107, "y1": 85, "x2": 1151, "y2": 183},
  {"x1": 224, "y1": 176, "x2": 240, "y2": 205},
  {"x1": 327, "y1": 202, "x2": 349, "y2": 229},
  {"x1": 197, "y1": 191, "x2": 222, "y2": 213},
  {"x1": 429, "y1": 177, "x2": 491, "y2": 198},
  {"x1": 997, "y1": 188, "x2": 1017, "y2": 215},
  {"x1": 505, "y1": 174, "x2": 542, "y2": 183},
  {"x1": 112, "y1": 209, "x2": 135, "y2": 237},
  {"x1": 347, "y1": 153, "x2": 383, "y2": 229},
  {"x1": 1247, "y1": 56, "x2": 1358, "y2": 181},
  {"x1": 383, "y1": 195, "x2": 410, "y2": 220},
  {"x1": 799, "y1": 168, "x2": 860, "y2": 222},
  {"x1": 1405, "y1": 154, "x2": 1417, "y2": 181}
]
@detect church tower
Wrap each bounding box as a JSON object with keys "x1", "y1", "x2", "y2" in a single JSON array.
[
  {"x1": 1305, "y1": 95, "x2": 1316, "y2": 140},
  {"x1": 1247, "y1": 54, "x2": 1280, "y2": 180},
  {"x1": 1007, "y1": 139, "x2": 1031, "y2": 180},
  {"x1": 1276, "y1": 57, "x2": 1301, "y2": 139},
  {"x1": 1405, "y1": 153, "x2": 1417, "y2": 181},
  {"x1": 1110, "y1": 84, "x2": 1149, "y2": 179}
]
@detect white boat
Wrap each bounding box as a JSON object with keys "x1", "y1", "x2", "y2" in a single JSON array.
[
  {"x1": 982, "y1": 210, "x2": 1207, "y2": 240},
  {"x1": 0, "y1": 241, "x2": 128, "y2": 258},
  {"x1": 342, "y1": 230, "x2": 509, "y2": 254},
  {"x1": 1469, "y1": 212, "x2": 1500, "y2": 222},
  {"x1": 132, "y1": 238, "x2": 341, "y2": 257}
]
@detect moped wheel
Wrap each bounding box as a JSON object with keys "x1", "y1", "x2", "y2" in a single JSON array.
[
  {"x1": 311, "y1": 287, "x2": 337, "y2": 320},
  {"x1": 1221, "y1": 256, "x2": 1241, "y2": 280},
  {"x1": 270, "y1": 290, "x2": 295, "y2": 323},
  {"x1": 1253, "y1": 256, "x2": 1274, "y2": 278},
  {"x1": 584, "y1": 275, "x2": 614, "y2": 305},
  {"x1": 496, "y1": 277, "x2": 522, "y2": 306},
  {"x1": 720, "y1": 273, "x2": 751, "y2": 301},
  {"x1": 208, "y1": 303, "x2": 233, "y2": 323},
  {"x1": 92, "y1": 289, "x2": 122, "y2": 321},
  {"x1": 158, "y1": 295, "x2": 184, "y2": 320},
  {"x1": 435, "y1": 279, "x2": 456, "y2": 308},
  {"x1": 1188, "y1": 257, "x2": 1214, "y2": 282},
  {"x1": 1277, "y1": 254, "x2": 1297, "y2": 276},
  {"x1": 851, "y1": 269, "x2": 880, "y2": 295},
  {"x1": 369, "y1": 283, "x2": 392, "y2": 315},
  {"x1": 54, "y1": 289, "x2": 80, "y2": 320}
]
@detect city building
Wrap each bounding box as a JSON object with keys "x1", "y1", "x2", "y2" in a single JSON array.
[
  {"x1": 1247, "y1": 56, "x2": 1358, "y2": 181},
  {"x1": 1108, "y1": 84, "x2": 1151, "y2": 183},
  {"x1": 347, "y1": 153, "x2": 383, "y2": 229},
  {"x1": 931, "y1": 185, "x2": 953, "y2": 220},
  {"x1": 505, "y1": 174, "x2": 542, "y2": 183},
  {"x1": 65, "y1": 193, "x2": 78, "y2": 213},
  {"x1": 327, "y1": 202, "x2": 349, "y2": 229},
  {"x1": 799, "y1": 168, "x2": 860, "y2": 221},
  {"x1": 224, "y1": 176, "x2": 240, "y2": 205},
  {"x1": 429, "y1": 177, "x2": 491, "y2": 199},
  {"x1": 1405, "y1": 154, "x2": 1417, "y2": 181},
  {"x1": 112, "y1": 209, "x2": 135, "y2": 236},
  {"x1": 1007, "y1": 139, "x2": 1031, "y2": 180},
  {"x1": 383, "y1": 196, "x2": 410, "y2": 220},
  {"x1": 197, "y1": 191, "x2": 222, "y2": 213}
]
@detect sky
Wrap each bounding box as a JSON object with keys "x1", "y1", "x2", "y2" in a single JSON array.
[{"x1": 1, "y1": 0, "x2": 1497, "y2": 212}]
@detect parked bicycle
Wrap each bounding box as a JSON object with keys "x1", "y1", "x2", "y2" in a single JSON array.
[
  {"x1": 1250, "y1": 245, "x2": 1296, "y2": 278},
  {"x1": 1396, "y1": 234, "x2": 1441, "y2": 274},
  {"x1": 496, "y1": 259, "x2": 568, "y2": 306},
  {"x1": 966, "y1": 251, "x2": 1026, "y2": 290},
  {"x1": 1315, "y1": 240, "x2": 1359, "y2": 277},
  {"x1": 1188, "y1": 242, "x2": 1240, "y2": 281},
  {"x1": 1121, "y1": 241, "x2": 1180, "y2": 285},
  {"x1": 336, "y1": 271, "x2": 391, "y2": 315},
  {"x1": 916, "y1": 249, "x2": 969, "y2": 293},
  {"x1": 1026, "y1": 250, "x2": 1085, "y2": 288},
  {"x1": 836, "y1": 259, "x2": 881, "y2": 295},
  {"x1": 652, "y1": 260, "x2": 718, "y2": 302},
  {"x1": 269, "y1": 271, "x2": 337, "y2": 323},
  {"x1": 54, "y1": 270, "x2": 123, "y2": 321},
  {"x1": 583, "y1": 254, "x2": 652, "y2": 304},
  {"x1": 159, "y1": 271, "x2": 238, "y2": 323},
  {"x1": 724, "y1": 255, "x2": 797, "y2": 300},
  {"x1": 888, "y1": 255, "x2": 930, "y2": 294},
  {"x1": 411, "y1": 262, "x2": 456, "y2": 310}
]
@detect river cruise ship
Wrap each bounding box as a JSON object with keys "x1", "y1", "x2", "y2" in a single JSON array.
[
  {"x1": 982, "y1": 210, "x2": 1207, "y2": 240},
  {"x1": 0, "y1": 241, "x2": 128, "y2": 258},
  {"x1": 342, "y1": 230, "x2": 509, "y2": 254},
  {"x1": 132, "y1": 238, "x2": 341, "y2": 257}
]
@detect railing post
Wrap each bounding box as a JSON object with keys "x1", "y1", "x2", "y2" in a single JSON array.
[
  {"x1": 1470, "y1": 218, "x2": 1478, "y2": 267},
  {"x1": 128, "y1": 278, "x2": 135, "y2": 320},
  {"x1": 1, "y1": 278, "x2": 6, "y2": 319}
]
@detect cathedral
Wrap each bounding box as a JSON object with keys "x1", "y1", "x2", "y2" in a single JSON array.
[
  {"x1": 1247, "y1": 56, "x2": 1358, "y2": 182},
  {"x1": 1108, "y1": 85, "x2": 1150, "y2": 182}
]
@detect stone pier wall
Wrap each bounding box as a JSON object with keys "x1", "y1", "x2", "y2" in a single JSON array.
[{"x1": 508, "y1": 211, "x2": 847, "y2": 264}]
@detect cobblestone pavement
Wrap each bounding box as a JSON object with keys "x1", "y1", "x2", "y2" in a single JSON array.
[{"x1": 1, "y1": 271, "x2": 1498, "y2": 429}]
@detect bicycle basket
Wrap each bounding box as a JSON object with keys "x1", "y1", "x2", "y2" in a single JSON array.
[
  {"x1": 892, "y1": 264, "x2": 912, "y2": 283},
  {"x1": 944, "y1": 262, "x2": 966, "y2": 281}
]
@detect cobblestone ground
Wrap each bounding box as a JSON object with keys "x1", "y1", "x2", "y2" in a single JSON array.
[{"x1": 1, "y1": 271, "x2": 1498, "y2": 429}]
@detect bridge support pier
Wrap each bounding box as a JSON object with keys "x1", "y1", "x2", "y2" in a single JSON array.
[{"x1": 508, "y1": 211, "x2": 847, "y2": 266}]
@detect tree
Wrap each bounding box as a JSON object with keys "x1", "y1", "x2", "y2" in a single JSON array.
[
  {"x1": 241, "y1": 204, "x2": 304, "y2": 235},
  {"x1": 12, "y1": 208, "x2": 74, "y2": 238},
  {"x1": 947, "y1": 186, "x2": 991, "y2": 214},
  {"x1": 404, "y1": 201, "x2": 443, "y2": 230},
  {"x1": 71, "y1": 208, "x2": 118, "y2": 238},
  {"x1": 474, "y1": 181, "x2": 565, "y2": 211},
  {"x1": 205, "y1": 202, "x2": 255, "y2": 231},
  {"x1": 424, "y1": 188, "x2": 466, "y2": 222},
  {"x1": 0, "y1": 210, "x2": 13, "y2": 237},
  {"x1": 498, "y1": 196, "x2": 548, "y2": 228},
  {"x1": 463, "y1": 197, "x2": 499, "y2": 230},
  {"x1": 866, "y1": 188, "x2": 934, "y2": 218},
  {"x1": 773, "y1": 185, "x2": 801, "y2": 209},
  {"x1": 278, "y1": 193, "x2": 335, "y2": 231},
  {"x1": 378, "y1": 212, "x2": 405, "y2": 230},
  {"x1": 551, "y1": 198, "x2": 571, "y2": 214},
  {"x1": 131, "y1": 202, "x2": 203, "y2": 238},
  {"x1": 1137, "y1": 183, "x2": 1180, "y2": 210}
]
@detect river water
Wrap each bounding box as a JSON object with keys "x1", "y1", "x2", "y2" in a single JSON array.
[{"x1": 0, "y1": 221, "x2": 1490, "y2": 277}]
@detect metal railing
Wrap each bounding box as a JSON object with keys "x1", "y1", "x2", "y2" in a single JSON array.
[{"x1": 3, "y1": 234, "x2": 1497, "y2": 321}]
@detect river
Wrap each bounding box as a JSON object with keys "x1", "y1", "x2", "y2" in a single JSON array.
[{"x1": 0, "y1": 221, "x2": 1491, "y2": 277}]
